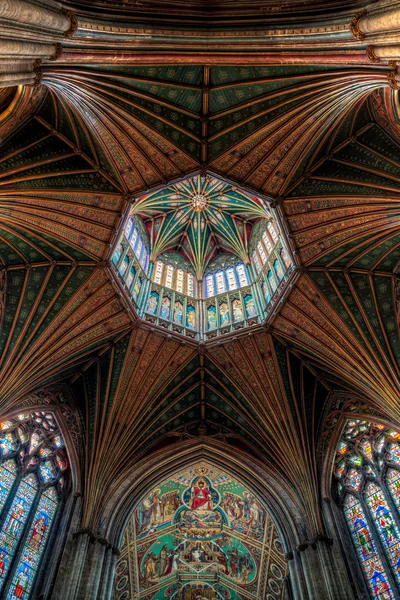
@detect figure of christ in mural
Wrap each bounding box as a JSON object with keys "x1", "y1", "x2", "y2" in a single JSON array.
[{"x1": 191, "y1": 480, "x2": 212, "y2": 511}]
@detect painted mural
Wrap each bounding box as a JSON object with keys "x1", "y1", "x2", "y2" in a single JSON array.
[{"x1": 114, "y1": 463, "x2": 286, "y2": 600}]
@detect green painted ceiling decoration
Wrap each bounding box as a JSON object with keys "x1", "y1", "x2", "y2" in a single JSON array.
[{"x1": 132, "y1": 174, "x2": 271, "y2": 278}]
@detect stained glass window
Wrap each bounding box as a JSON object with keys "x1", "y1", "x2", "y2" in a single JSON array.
[
  {"x1": 344, "y1": 495, "x2": 394, "y2": 598},
  {"x1": 165, "y1": 265, "x2": 174, "y2": 289},
  {"x1": 176, "y1": 269, "x2": 184, "y2": 293},
  {"x1": 274, "y1": 259, "x2": 284, "y2": 281},
  {"x1": 236, "y1": 264, "x2": 248, "y2": 287},
  {"x1": 205, "y1": 274, "x2": 214, "y2": 298},
  {"x1": 119, "y1": 254, "x2": 129, "y2": 277},
  {"x1": 187, "y1": 273, "x2": 194, "y2": 297},
  {"x1": 252, "y1": 251, "x2": 261, "y2": 274},
  {"x1": 335, "y1": 419, "x2": 400, "y2": 598},
  {"x1": 0, "y1": 412, "x2": 68, "y2": 599},
  {"x1": 131, "y1": 227, "x2": 138, "y2": 249},
  {"x1": 226, "y1": 267, "x2": 237, "y2": 291},
  {"x1": 154, "y1": 261, "x2": 164, "y2": 285},
  {"x1": 257, "y1": 241, "x2": 267, "y2": 265},
  {"x1": 124, "y1": 219, "x2": 133, "y2": 239},
  {"x1": 262, "y1": 231, "x2": 272, "y2": 253},
  {"x1": 267, "y1": 222, "x2": 278, "y2": 244},
  {"x1": 215, "y1": 271, "x2": 225, "y2": 294},
  {"x1": 112, "y1": 243, "x2": 123, "y2": 266},
  {"x1": 126, "y1": 264, "x2": 136, "y2": 289}
]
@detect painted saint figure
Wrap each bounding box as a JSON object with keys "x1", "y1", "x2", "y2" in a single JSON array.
[
  {"x1": 6, "y1": 500, "x2": 24, "y2": 537},
  {"x1": 232, "y1": 299, "x2": 243, "y2": 322},
  {"x1": 13, "y1": 567, "x2": 29, "y2": 598},
  {"x1": 191, "y1": 480, "x2": 212, "y2": 511},
  {"x1": 160, "y1": 297, "x2": 171, "y2": 320},
  {"x1": 28, "y1": 515, "x2": 46, "y2": 550}
]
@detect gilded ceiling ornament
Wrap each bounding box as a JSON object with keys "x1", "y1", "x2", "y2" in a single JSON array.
[{"x1": 192, "y1": 193, "x2": 208, "y2": 212}]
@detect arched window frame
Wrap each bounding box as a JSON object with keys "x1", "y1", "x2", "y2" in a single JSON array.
[
  {"x1": 0, "y1": 408, "x2": 76, "y2": 600},
  {"x1": 334, "y1": 420, "x2": 400, "y2": 599},
  {"x1": 204, "y1": 262, "x2": 250, "y2": 298}
]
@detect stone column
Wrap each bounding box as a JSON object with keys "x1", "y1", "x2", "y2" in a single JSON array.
[
  {"x1": 54, "y1": 530, "x2": 92, "y2": 600},
  {"x1": 0, "y1": 0, "x2": 70, "y2": 32},
  {"x1": 286, "y1": 551, "x2": 308, "y2": 600},
  {"x1": 83, "y1": 539, "x2": 108, "y2": 600},
  {"x1": 102, "y1": 548, "x2": 118, "y2": 600},
  {"x1": 351, "y1": 3, "x2": 400, "y2": 64},
  {"x1": 298, "y1": 543, "x2": 323, "y2": 600},
  {"x1": 0, "y1": 0, "x2": 76, "y2": 87},
  {"x1": 297, "y1": 537, "x2": 356, "y2": 600},
  {"x1": 352, "y1": 4, "x2": 400, "y2": 37}
]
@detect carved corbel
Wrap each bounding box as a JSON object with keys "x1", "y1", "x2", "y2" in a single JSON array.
[{"x1": 350, "y1": 10, "x2": 367, "y2": 40}]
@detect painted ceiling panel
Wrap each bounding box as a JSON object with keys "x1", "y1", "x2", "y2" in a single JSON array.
[{"x1": 0, "y1": 58, "x2": 399, "y2": 568}]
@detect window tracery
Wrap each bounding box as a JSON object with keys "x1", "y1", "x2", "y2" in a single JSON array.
[
  {"x1": 335, "y1": 419, "x2": 400, "y2": 598},
  {"x1": 0, "y1": 412, "x2": 68, "y2": 600}
]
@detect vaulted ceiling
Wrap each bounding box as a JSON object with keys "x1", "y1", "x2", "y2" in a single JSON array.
[{"x1": 0, "y1": 51, "x2": 399, "y2": 547}]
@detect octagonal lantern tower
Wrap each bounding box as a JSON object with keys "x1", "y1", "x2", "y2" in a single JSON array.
[{"x1": 110, "y1": 174, "x2": 296, "y2": 342}]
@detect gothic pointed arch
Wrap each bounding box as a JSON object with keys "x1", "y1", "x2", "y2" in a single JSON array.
[
  {"x1": 0, "y1": 387, "x2": 83, "y2": 600},
  {"x1": 108, "y1": 446, "x2": 295, "y2": 600}
]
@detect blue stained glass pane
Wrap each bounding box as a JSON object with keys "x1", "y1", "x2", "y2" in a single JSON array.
[
  {"x1": 387, "y1": 469, "x2": 400, "y2": 512},
  {"x1": 344, "y1": 494, "x2": 394, "y2": 599},
  {"x1": 124, "y1": 218, "x2": 133, "y2": 240},
  {"x1": 6, "y1": 488, "x2": 58, "y2": 600},
  {"x1": 365, "y1": 482, "x2": 400, "y2": 586},
  {"x1": 0, "y1": 461, "x2": 17, "y2": 513},
  {"x1": 0, "y1": 474, "x2": 37, "y2": 592}
]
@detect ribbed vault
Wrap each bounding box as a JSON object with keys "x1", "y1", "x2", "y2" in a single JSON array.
[{"x1": 0, "y1": 59, "x2": 399, "y2": 569}]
